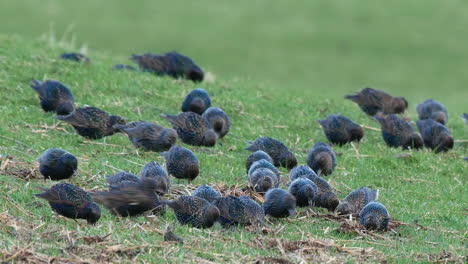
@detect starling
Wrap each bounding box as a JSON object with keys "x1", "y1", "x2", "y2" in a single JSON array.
[
  {"x1": 161, "y1": 112, "x2": 217, "y2": 147},
  {"x1": 37, "y1": 148, "x2": 78, "y2": 181},
  {"x1": 288, "y1": 178, "x2": 318, "y2": 207},
  {"x1": 113, "y1": 64, "x2": 137, "y2": 71},
  {"x1": 35, "y1": 183, "x2": 100, "y2": 224},
  {"x1": 164, "y1": 196, "x2": 220, "y2": 228},
  {"x1": 416, "y1": 119, "x2": 454, "y2": 153},
  {"x1": 289, "y1": 165, "x2": 318, "y2": 182},
  {"x1": 238, "y1": 195, "x2": 265, "y2": 226},
  {"x1": 131, "y1": 52, "x2": 204, "y2": 82},
  {"x1": 312, "y1": 177, "x2": 339, "y2": 212},
  {"x1": 92, "y1": 177, "x2": 165, "y2": 217},
  {"x1": 162, "y1": 145, "x2": 199, "y2": 182},
  {"x1": 306, "y1": 142, "x2": 337, "y2": 176},
  {"x1": 140, "y1": 161, "x2": 170, "y2": 196},
  {"x1": 114, "y1": 121, "x2": 177, "y2": 152},
  {"x1": 181, "y1": 88, "x2": 211, "y2": 114},
  {"x1": 56, "y1": 106, "x2": 126, "y2": 139},
  {"x1": 374, "y1": 114, "x2": 424, "y2": 150},
  {"x1": 60, "y1": 52, "x2": 90, "y2": 63},
  {"x1": 245, "y1": 137, "x2": 297, "y2": 170},
  {"x1": 164, "y1": 227, "x2": 184, "y2": 243},
  {"x1": 345, "y1": 87, "x2": 408, "y2": 116},
  {"x1": 214, "y1": 196, "x2": 263, "y2": 227},
  {"x1": 202, "y1": 107, "x2": 231, "y2": 138},
  {"x1": 417, "y1": 99, "x2": 448, "y2": 125},
  {"x1": 245, "y1": 150, "x2": 274, "y2": 173},
  {"x1": 192, "y1": 184, "x2": 221, "y2": 203},
  {"x1": 249, "y1": 168, "x2": 279, "y2": 194},
  {"x1": 248, "y1": 159, "x2": 280, "y2": 182},
  {"x1": 31, "y1": 80, "x2": 75, "y2": 115},
  {"x1": 263, "y1": 188, "x2": 296, "y2": 218},
  {"x1": 336, "y1": 187, "x2": 378, "y2": 215},
  {"x1": 106, "y1": 171, "x2": 139, "y2": 187},
  {"x1": 359, "y1": 202, "x2": 390, "y2": 231},
  {"x1": 319, "y1": 115, "x2": 364, "y2": 146}
]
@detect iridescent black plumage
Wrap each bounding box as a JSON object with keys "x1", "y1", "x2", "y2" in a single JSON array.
[
  {"x1": 311, "y1": 177, "x2": 339, "y2": 212},
  {"x1": 38, "y1": 148, "x2": 78, "y2": 181},
  {"x1": 202, "y1": 107, "x2": 231, "y2": 138},
  {"x1": 319, "y1": 115, "x2": 364, "y2": 146},
  {"x1": 60, "y1": 52, "x2": 90, "y2": 63},
  {"x1": 416, "y1": 119, "x2": 454, "y2": 153},
  {"x1": 213, "y1": 196, "x2": 254, "y2": 227},
  {"x1": 336, "y1": 187, "x2": 378, "y2": 215},
  {"x1": 239, "y1": 195, "x2": 265, "y2": 226},
  {"x1": 306, "y1": 142, "x2": 337, "y2": 176},
  {"x1": 417, "y1": 99, "x2": 448, "y2": 125},
  {"x1": 92, "y1": 177, "x2": 165, "y2": 217},
  {"x1": 345, "y1": 87, "x2": 408, "y2": 116},
  {"x1": 181, "y1": 88, "x2": 211, "y2": 114},
  {"x1": 245, "y1": 137, "x2": 297, "y2": 170},
  {"x1": 161, "y1": 112, "x2": 217, "y2": 147},
  {"x1": 106, "y1": 171, "x2": 139, "y2": 187},
  {"x1": 140, "y1": 161, "x2": 170, "y2": 195},
  {"x1": 263, "y1": 188, "x2": 296, "y2": 218},
  {"x1": 245, "y1": 150, "x2": 273, "y2": 173},
  {"x1": 162, "y1": 145, "x2": 199, "y2": 182},
  {"x1": 35, "y1": 183, "x2": 100, "y2": 224},
  {"x1": 289, "y1": 165, "x2": 317, "y2": 182},
  {"x1": 56, "y1": 106, "x2": 126, "y2": 139},
  {"x1": 249, "y1": 168, "x2": 279, "y2": 194},
  {"x1": 375, "y1": 114, "x2": 423, "y2": 150},
  {"x1": 131, "y1": 52, "x2": 204, "y2": 82},
  {"x1": 288, "y1": 178, "x2": 318, "y2": 207},
  {"x1": 248, "y1": 159, "x2": 280, "y2": 182},
  {"x1": 164, "y1": 196, "x2": 220, "y2": 228},
  {"x1": 359, "y1": 202, "x2": 390, "y2": 231},
  {"x1": 192, "y1": 184, "x2": 221, "y2": 203},
  {"x1": 114, "y1": 121, "x2": 177, "y2": 152},
  {"x1": 31, "y1": 80, "x2": 75, "y2": 115}
]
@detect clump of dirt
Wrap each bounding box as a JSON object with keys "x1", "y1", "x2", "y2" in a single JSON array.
[{"x1": 0, "y1": 155, "x2": 40, "y2": 180}]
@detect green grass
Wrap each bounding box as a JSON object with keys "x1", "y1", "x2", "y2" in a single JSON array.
[{"x1": 0, "y1": 1, "x2": 467, "y2": 263}]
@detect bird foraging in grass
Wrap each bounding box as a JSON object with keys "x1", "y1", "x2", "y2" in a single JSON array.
[
  {"x1": 161, "y1": 112, "x2": 217, "y2": 147},
  {"x1": 245, "y1": 137, "x2": 297, "y2": 170},
  {"x1": 202, "y1": 107, "x2": 231, "y2": 139},
  {"x1": 35, "y1": 183, "x2": 100, "y2": 224},
  {"x1": 289, "y1": 165, "x2": 317, "y2": 182},
  {"x1": 288, "y1": 178, "x2": 318, "y2": 207},
  {"x1": 37, "y1": 148, "x2": 78, "y2": 181},
  {"x1": 417, "y1": 99, "x2": 448, "y2": 125},
  {"x1": 56, "y1": 106, "x2": 126, "y2": 139},
  {"x1": 306, "y1": 142, "x2": 337, "y2": 176},
  {"x1": 416, "y1": 119, "x2": 454, "y2": 153},
  {"x1": 319, "y1": 115, "x2": 364, "y2": 146},
  {"x1": 248, "y1": 159, "x2": 280, "y2": 182},
  {"x1": 60, "y1": 52, "x2": 90, "y2": 63},
  {"x1": 139, "y1": 161, "x2": 170, "y2": 196},
  {"x1": 192, "y1": 184, "x2": 221, "y2": 203},
  {"x1": 106, "y1": 171, "x2": 139, "y2": 187},
  {"x1": 336, "y1": 187, "x2": 378, "y2": 215},
  {"x1": 214, "y1": 196, "x2": 264, "y2": 227},
  {"x1": 263, "y1": 188, "x2": 296, "y2": 218},
  {"x1": 345, "y1": 87, "x2": 408, "y2": 116},
  {"x1": 31, "y1": 80, "x2": 75, "y2": 115},
  {"x1": 249, "y1": 167, "x2": 279, "y2": 194},
  {"x1": 311, "y1": 176, "x2": 339, "y2": 212},
  {"x1": 114, "y1": 121, "x2": 177, "y2": 152},
  {"x1": 374, "y1": 114, "x2": 423, "y2": 150},
  {"x1": 359, "y1": 202, "x2": 390, "y2": 231},
  {"x1": 245, "y1": 151, "x2": 273, "y2": 173},
  {"x1": 164, "y1": 195, "x2": 220, "y2": 228},
  {"x1": 162, "y1": 145, "x2": 199, "y2": 183},
  {"x1": 181, "y1": 88, "x2": 211, "y2": 114}
]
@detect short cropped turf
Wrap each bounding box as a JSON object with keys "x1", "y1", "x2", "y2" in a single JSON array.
[{"x1": 0, "y1": 1, "x2": 467, "y2": 263}]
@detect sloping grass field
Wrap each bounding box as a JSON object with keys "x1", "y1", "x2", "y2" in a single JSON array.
[{"x1": 0, "y1": 1, "x2": 467, "y2": 263}]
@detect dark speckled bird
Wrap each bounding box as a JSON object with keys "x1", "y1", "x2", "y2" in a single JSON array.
[
  {"x1": 131, "y1": 52, "x2": 204, "y2": 82},
  {"x1": 336, "y1": 187, "x2": 378, "y2": 215},
  {"x1": 319, "y1": 115, "x2": 364, "y2": 146},
  {"x1": 375, "y1": 114, "x2": 424, "y2": 150},
  {"x1": 38, "y1": 148, "x2": 78, "y2": 181},
  {"x1": 289, "y1": 165, "x2": 317, "y2": 182},
  {"x1": 416, "y1": 119, "x2": 454, "y2": 153},
  {"x1": 56, "y1": 106, "x2": 126, "y2": 139},
  {"x1": 249, "y1": 168, "x2": 279, "y2": 194},
  {"x1": 345, "y1": 87, "x2": 408, "y2": 116},
  {"x1": 164, "y1": 196, "x2": 220, "y2": 228},
  {"x1": 140, "y1": 161, "x2": 170, "y2": 196},
  {"x1": 161, "y1": 112, "x2": 217, "y2": 147},
  {"x1": 35, "y1": 183, "x2": 100, "y2": 224},
  {"x1": 288, "y1": 178, "x2": 318, "y2": 207},
  {"x1": 113, "y1": 64, "x2": 137, "y2": 71},
  {"x1": 114, "y1": 121, "x2": 177, "y2": 152},
  {"x1": 214, "y1": 196, "x2": 264, "y2": 227},
  {"x1": 162, "y1": 145, "x2": 199, "y2": 183},
  {"x1": 202, "y1": 107, "x2": 231, "y2": 138},
  {"x1": 92, "y1": 177, "x2": 165, "y2": 217},
  {"x1": 263, "y1": 188, "x2": 296, "y2": 218},
  {"x1": 311, "y1": 177, "x2": 339, "y2": 212},
  {"x1": 239, "y1": 195, "x2": 265, "y2": 226},
  {"x1": 359, "y1": 202, "x2": 390, "y2": 231},
  {"x1": 181, "y1": 88, "x2": 211, "y2": 114},
  {"x1": 248, "y1": 159, "x2": 280, "y2": 182},
  {"x1": 106, "y1": 171, "x2": 139, "y2": 187},
  {"x1": 192, "y1": 184, "x2": 221, "y2": 203},
  {"x1": 60, "y1": 52, "x2": 90, "y2": 63},
  {"x1": 306, "y1": 142, "x2": 337, "y2": 176},
  {"x1": 245, "y1": 151, "x2": 273, "y2": 173},
  {"x1": 31, "y1": 80, "x2": 75, "y2": 115},
  {"x1": 246, "y1": 137, "x2": 297, "y2": 170},
  {"x1": 417, "y1": 99, "x2": 448, "y2": 125}
]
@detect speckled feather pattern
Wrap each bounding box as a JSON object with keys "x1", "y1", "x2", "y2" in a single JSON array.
[
  {"x1": 375, "y1": 114, "x2": 423, "y2": 150},
  {"x1": 161, "y1": 112, "x2": 216, "y2": 147},
  {"x1": 38, "y1": 148, "x2": 78, "y2": 180},
  {"x1": 245, "y1": 151, "x2": 273, "y2": 173},
  {"x1": 163, "y1": 145, "x2": 199, "y2": 182},
  {"x1": 246, "y1": 137, "x2": 297, "y2": 169},
  {"x1": 31, "y1": 80, "x2": 75, "y2": 115},
  {"x1": 140, "y1": 161, "x2": 170, "y2": 195},
  {"x1": 345, "y1": 87, "x2": 408, "y2": 116},
  {"x1": 202, "y1": 107, "x2": 231, "y2": 138},
  {"x1": 192, "y1": 184, "x2": 221, "y2": 203},
  {"x1": 289, "y1": 165, "x2": 318, "y2": 182},
  {"x1": 359, "y1": 202, "x2": 390, "y2": 231},
  {"x1": 248, "y1": 159, "x2": 280, "y2": 182},
  {"x1": 319, "y1": 115, "x2": 364, "y2": 146},
  {"x1": 181, "y1": 89, "x2": 211, "y2": 114},
  {"x1": 416, "y1": 119, "x2": 454, "y2": 152},
  {"x1": 165, "y1": 196, "x2": 219, "y2": 228},
  {"x1": 288, "y1": 178, "x2": 318, "y2": 207},
  {"x1": 336, "y1": 187, "x2": 377, "y2": 215},
  {"x1": 311, "y1": 177, "x2": 339, "y2": 211},
  {"x1": 263, "y1": 188, "x2": 296, "y2": 218},
  {"x1": 306, "y1": 142, "x2": 337, "y2": 176},
  {"x1": 417, "y1": 99, "x2": 448, "y2": 125},
  {"x1": 115, "y1": 121, "x2": 177, "y2": 152}
]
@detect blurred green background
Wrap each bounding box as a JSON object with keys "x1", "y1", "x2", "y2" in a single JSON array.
[{"x1": 1, "y1": 0, "x2": 467, "y2": 111}]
